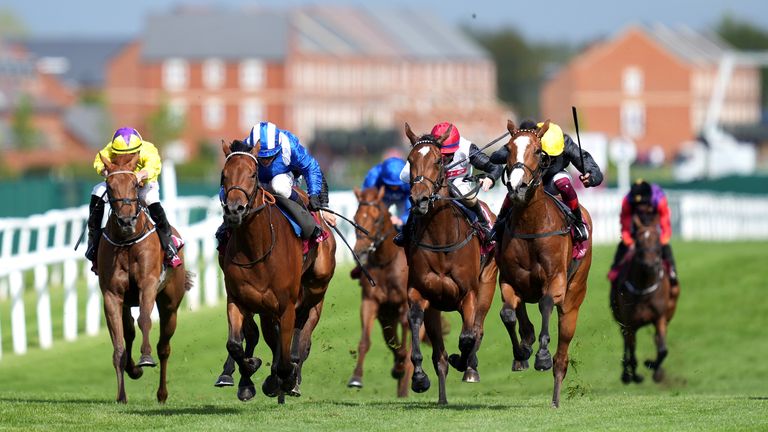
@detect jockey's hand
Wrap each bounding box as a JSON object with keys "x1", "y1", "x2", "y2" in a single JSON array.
[
  {"x1": 320, "y1": 210, "x2": 336, "y2": 227},
  {"x1": 390, "y1": 215, "x2": 403, "y2": 226},
  {"x1": 308, "y1": 194, "x2": 324, "y2": 211},
  {"x1": 101, "y1": 169, "x2": 108, "y2": 177},
  {"x1": 135, "y1": 170, "x2": 148, "y2": 182},
  {"x1": 579, "y1": 173, "x2": 592, "y2": 187},
  {"x1": 480, "y1": 177, "x2": 493, "y2": 192}
]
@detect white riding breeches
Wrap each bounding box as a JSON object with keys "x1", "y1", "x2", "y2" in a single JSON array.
[
  {"x1": 264, "y1": 172, "x2": 295, "y2": 199},
  {"x1": 450, "y1": 177, "x2": 477, "y2": 206},
  {"x1": 92, "y1": 181, "x2": 161, "y2": 206}
]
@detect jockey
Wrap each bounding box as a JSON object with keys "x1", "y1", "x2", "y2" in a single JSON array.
[
  {"x1": 491, "y1": 120, "x2": 603, "y2": 242},
  {"x1": 216, "y1": 121, "x2": 335, "y2": 251},
  {"x1": 86, "y1": 127, "x2": 183, "y2": 272},
  {"x1": 394, "y1": 121, "x2": 503, "y2": 251},
  {"x1": 608, "y1": 179, "x2": 679, "y2": 285},
  {"x1": 350, "y1": 157, "x2": 410, "y2": 280}
]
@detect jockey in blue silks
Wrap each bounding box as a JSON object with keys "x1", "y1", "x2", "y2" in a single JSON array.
[
  {"x1": 350, "y1": 157, "x2": 410, "y2": 280},
  {"x1": 216, "y1": 121, "x2": 336, "y2": 251}
]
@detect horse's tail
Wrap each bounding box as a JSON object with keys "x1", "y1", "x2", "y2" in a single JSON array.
[{"x1": 184, "y1": 271, "x2": 195, "y2": 292}]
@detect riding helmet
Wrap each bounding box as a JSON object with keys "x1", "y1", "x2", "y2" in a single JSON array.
[
  {"x1": 431, "y1": 122, "x2": 461, "y2": 155},
  {"x1": 630, "y1": 179, "x2": 652, "y2": 205},
  {"x1": 246, "y1": 121, "x2": 283, "y2": 158},
  {"x1": 380, "y1": 157, "x2": 406, "y2": 186},
  {"x1": 537, "y1": 122, "x2": 564, "y2": 156},
  {"x1": 110, "y1": 127, "x2": 143, "y2": 154}
]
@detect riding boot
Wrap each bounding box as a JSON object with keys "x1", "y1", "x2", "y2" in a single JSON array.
[
  {"x1": 468, "y1": 202, "x2": 493, "y2": 249},
  {"x1": 392, "y1": 218, "x2": 411, "y2": 247},
  {"x1": 607, "y1": 241, "x2": 629, "y2": 282},
  {"x1": 215, "y1": 222, "x2": 230, "y2": 254},
  {"x1": 275, "y1": 192, "x2": 321, "y2": 241},
  {"x1": 553, "y1": 176, "x2": 588, "y2": 242},
  {"x1": 662, "y1": 244, "x2": 679, "y2": 286},
  {"x1": 570, "y1": 206, "x2": 589, "y2": 242},
  {"x1": 85, "y1": 195, "x2": 104, "y2": 272},
  {"x1": 148, "y1": 203, "x2": 183, "y2": 268}
]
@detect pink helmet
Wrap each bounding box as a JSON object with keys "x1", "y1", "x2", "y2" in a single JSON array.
[{"x1": 431, "y1": 122, "x2": 460, "y2": 154}]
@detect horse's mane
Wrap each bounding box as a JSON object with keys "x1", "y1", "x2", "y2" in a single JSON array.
[
  {"x1": 229, "y1": 139, "x2": 251, "y2": 153},
  {"x1": 519, "y1": 120, "x2": 537, "y2": 130}
]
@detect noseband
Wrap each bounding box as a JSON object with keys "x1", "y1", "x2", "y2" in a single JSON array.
[
  {"x1": 356, "y1": 200, "x2": 394, "y2": 255},
  {"x1": 410, "y1": 140, "x2": 446, "y2": 203},
  {"x1": 221, "y1": 152, "x2": 269, "y2": 215},
  {"x1": 106, "y1": 170, "x2": 141, "y2": 220},
  {"x1": 501, "y1": 131, "x2": 551, "y2": 194}
]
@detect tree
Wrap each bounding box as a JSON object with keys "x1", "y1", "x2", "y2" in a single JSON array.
[
  {"x1": 0, "y1": 8, "x2": 27, "y2": 39},
  {"x1": 715, "y1": 14, "x2": 768, "y2": 107},
  {"x1": 146, "y1": 101, "x2": 185, "y2": 150},
  {"x1": 11, "y1": 94, "x2": 39, "y2": 150}
]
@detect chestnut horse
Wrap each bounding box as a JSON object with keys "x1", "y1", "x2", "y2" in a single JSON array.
[
  {"x1": 347, "y1": 186, "x2": 411, "y2": 397},
  {"x1": 403, "y1": 123, "x2": 498, "y2": 405},
  {"x1": 496, "y1": 120, "x2": 592, "y2": 408},
  {"x1": 219, "y1": 140, "x2": 336, "y2": 403},
  {"x1": 610, "y1": 213, "x2": 675, "y2": 383},
  {"x1": 97, "y1": 152, "x2": 191, "y2": 403}
]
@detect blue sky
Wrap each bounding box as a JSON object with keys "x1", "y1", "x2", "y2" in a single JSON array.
[{"x1": 3, "y1": 0, "x2": 768, "y2": 42}]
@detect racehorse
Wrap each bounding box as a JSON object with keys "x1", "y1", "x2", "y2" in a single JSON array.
[
  {"x1": 97, "y1": 152, "x2": 191, "y2": 403},
  {"x1": 219, "y1": 140, "x2": 336, "y2": 403},
  {"x1": 496, "y1": 119, "x2": 592, "y2": 408},
  {"x1": 610, "y1": 212, "x2": 675, "y2": 383},
  {"x1": 403, "y1": 123, "x2": 498, "y2": 405},
  {"x1": 347, "y1": 186, "x2": 411, "y2": 397}
]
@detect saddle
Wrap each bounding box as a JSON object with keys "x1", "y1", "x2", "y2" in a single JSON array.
[
  {"x1": 274, "y1": 202, "x2": 329, "y2": 255},
  {"x1": 543, "y1": 191, "x2": 588, "y2": 260}
]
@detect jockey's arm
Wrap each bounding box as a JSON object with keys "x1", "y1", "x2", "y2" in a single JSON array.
[
  {"x1": 399, "y1": 161, "x2": 410, "y2": 183},
  {"x1": 93, "y1": 144, "x2": 112, "y2": 176},
  {"x1": 620, "y1": 196, "x2": 634, "y2": 246},
  {"x1": 468, "y1": 143, "x2": 503, "y2": 187},
  {"x1": 563, "y1": 135, "x2": 603, "y2": 187},
  {"x1": 289, "y1": 140, "x2": 326, "y2": 205},
  {"x1": 489, "y1": 146, "x2": 509, "y2": 164},
  {"x1": 138, "y1": 141, "x2": 162, "y2": 182},
  {"x1": 658, "y1": 195, "x2": 672, "y2": 245},
  {"x1": 362, "y1": 164, "x2": 382, "y2": 189}
]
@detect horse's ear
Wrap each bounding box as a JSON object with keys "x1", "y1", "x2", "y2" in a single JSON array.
[
  {"x1": 537, "y1": 120, "x2": 551, "y2": 139},
  {"x1": 377, "y1": 185, "x2": 386, "y2": 201},
  {"x1": 404, "y1": 122, "x2": 418, "y2": 145},
  {"x1": 251, "y1": 140, "x2": 260, "y2": 156},
  {"x1": 436, "y1": 124, "x2": 452, "y2": 145},
  {"x1": 222, "y1": 139, "x2": 231, "y2": 157},
  {"x1": 506, "y1": 119, "x2": 517, "y2": 134},
  {"x1": 99, "y1": 152, "x2": 114, "y2": 174},
  {"x1": 127, "y1": 151, "x2": 140, "y2": 170},
  {"x1": 353, "y1": 187, "x2": 361, "y2": 201}
]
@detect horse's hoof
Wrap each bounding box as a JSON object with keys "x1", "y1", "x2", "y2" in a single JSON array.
[
  {"x1": 391, "y1": 366, "x2": 405, "y2": 379},
  {"x1": 137, "y1": 354, "x2": 157, "y2": 368},
  {"x1": 244, "y1": 357, "x2": 263, "y2": 376},
  {"x1": 214, "y1": 374, "x2": 235, "y2": 387},
  {"x1": 521, "y1": 345, "x2": 534, "y2": 360},
  {"x1": 534, "y1": 351, "x2": 552, "y2": 371},
  {"x1": 280, "y1": 364, "x2": 299, "y2": 393},
  {"x1": 437, "y1": 398, "x2": 448, "y2": 405},
  {"x1": 411, "y1": 371, "x2": 431, "y2": 393},
  {"x1": 127, "y1": 366, "x2": 144, "y2": 380},
  {"x1": 277, "y1": 392, "x2": 286, "y2": 405},
  {"x1": 621, "y1": 372, "x2": 632, "y2": 384},
  {"x1": 652, "y1": 369, "x2": 664, "y2": 383},
  {"x1": 347, "y1": 377, "x2": 363, "y2": 388},
  {"x1": 512, "y1": 359, "x2": 529, "y2": 371},
  {"x1": 288, "y1": 383, "x2": 301, "y2": 397},
  {"x1": 447, "y1": 354, "x2": 467, "y2": 372},
  {"x1": 633, "y1": 373, "x2": 645, "y2": 384},
  {"x1": 262, "y1": 375, "x2": 280, "y2": 398},
  {"x1": 237, "y1": 385, "x2": 256, "y2": 402},
  {"x1": 462, "y1": 368, "x2": 480, "y2": 383},
  {"x1": 644, "y1": 360, "x2": 657, "y2": 370}
]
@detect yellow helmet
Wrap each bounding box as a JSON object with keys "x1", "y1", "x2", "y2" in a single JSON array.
[
  {"x1": 537, "y1": 122, "x2": 564, "y2": 156},
  {"x1": 110, "y1": 127, "x2": 143, "y2": 154}
]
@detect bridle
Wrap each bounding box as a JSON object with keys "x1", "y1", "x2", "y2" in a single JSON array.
[
  {"x1": 220, "y1": 152, "x2": 269, "y2": 215},
  {"x1": 624, "y1": 224, "x2": 664, "y2": 295},
  {"x1": 501, "y1": 129, "x2": 552, "y2": 194},
  {"x1": 103, "y1": 170, "x2": 155, "y2": 246},
  {"x1": 355, "y1": 200, "x2": 395, "y2": 258},
  {"x1": 410, "y1": 139, "x2": 447, "y2": 205},
  {"x1": 106, "y1": 170, "x2": 141, "y2": 220}
]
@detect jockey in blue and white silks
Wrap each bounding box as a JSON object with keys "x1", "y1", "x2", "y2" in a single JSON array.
[
  {"x1": 361, "y1": 157, "x2": 411, "y2": 226},
  {"x1": 216, "y1": 122, "x2": 335, "y2": 251}
]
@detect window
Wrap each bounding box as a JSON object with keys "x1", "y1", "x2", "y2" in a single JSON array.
[
  {"x1": 239, "y1": 99, "x2": 263, "y2": 129},
  {"x1": 168, "y1": 99, "x2": 187, "y2": 123},
  {"x1": 203, "y1": 59, "x2": 225, "y2": 89},
  {"x1": 162, "y1": 58, "x2": 189, "y2": 91},
  {"x1": 622, "y1": 66, "x2": 643, "y2": 96},
  {"x1": 621, "y1": 101, "x2": 645, "y2": 138},
  {"x1": 239, "y1": 60, "x2": 265, "y2": 90},
  {"x1": 203, "y1": 98, "x2": 224, "y2": 129}
]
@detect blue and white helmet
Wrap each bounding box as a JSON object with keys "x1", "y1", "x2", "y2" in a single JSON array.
[{"x1": 245, "y1": 121, "x2": 281, "y2": 158}]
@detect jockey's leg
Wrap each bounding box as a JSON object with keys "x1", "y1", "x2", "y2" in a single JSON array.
[
  {"x1": 661, "y1": 244, "x2": 679, "y2": 286},
  {"x1": 143, "y1": 182, "x2": 182, "y2": 268},
  {"x1": 392, "y1": 217, "x2": 411, "y2": 247},
  {"x1": 216, "y1": 186, "x2": 230, "y2": 253},
  {"x1": 553, "y1": 173, "x2": 588, "y2": 242},
  {"x1": 86, "y1": 183, "x2": 106, "y2": 272},
  {"x1": 463, "y1": 197, "x2": 492, "y2": 237},
  {"x1": 607, "y1": 241, "x2": 629, "y2": 282},
  {"x1": 270, "y1": 173, "x2": 321, "y2": 241}
]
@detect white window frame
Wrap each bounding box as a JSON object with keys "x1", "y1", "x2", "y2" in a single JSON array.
[
  {"x1": 162, "y1": 58, "x2": 189, "y2": 91},
  {"x1": 621, "y1": 101, "x2": 645, "y2": 138},
  {"x1": 168, "y1": 98, "x2": 187, "y2": 123},
  {"x1": 239, "y1": 59, "x2": 265, "y2": 90},
  {"x1": 203, "y1": 98, "x2": 225, "y2": 129},
  {"x1": 239, "y1": 98, "x2": 264, "y2": 130},
  {"x1": 622, "y1": 66, "x2": 643, "y2": 96},
  {"x1": 203, "y1": 58, "x2": 225, "y2": 89}
]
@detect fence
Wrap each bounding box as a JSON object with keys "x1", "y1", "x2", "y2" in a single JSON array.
[{"x1": 2, "y1": 189, "x2": 768, "y2": 359}]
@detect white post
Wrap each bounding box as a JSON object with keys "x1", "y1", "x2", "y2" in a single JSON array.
[
  {"x1": 34, "y1": 264, "x2": 53, "y2": 349},
  {"x1": 161, "y1": 159, "x2": 178, "y2": 226},
  {"x1": 85, "y1": 262, "x2": 101, "y2": 336},
  {"x1": 10, "y1": 270, "x2": 27, "y2": 355},
  {"x1": 63, "y1": 259, "x2": 78, "y2": 341},
  {"x1": 203, "y1": 236, "x2": 219, "y2": 307},
  {"x1": 50, "y1": 220, "x2": 67, "y2": 286},
  {"x1": 185, "y1": 239, "x2": 201, "y2": 311}
]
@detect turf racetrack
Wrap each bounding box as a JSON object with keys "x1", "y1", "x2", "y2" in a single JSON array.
[{"x1": 1, "y1": 241, "x2": 766, "y2": 431}]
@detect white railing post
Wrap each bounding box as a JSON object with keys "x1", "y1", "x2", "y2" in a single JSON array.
[
  {"x1": 185, "y1": 238, "x2": 201, "y2": 311},
  {"x1": 63, "y1": 259, "x2": 78, "y2": 341},
  {"x1": 85, "y1": 262, "x2": 101, "y2": 336},
  {"x1": 34, "y1": 264, "x2": 53, "y2": 349},
  {"x1": 203, "y1": 235, "x2": 219, "y2": 306},
  {"x1": 10, "y1": 270, "x2": 27, "y2": 355}
]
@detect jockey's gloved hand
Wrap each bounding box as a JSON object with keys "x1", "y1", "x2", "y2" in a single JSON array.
[{"x1": 308, "y1": 194, "x2": 325, "y2": 211}]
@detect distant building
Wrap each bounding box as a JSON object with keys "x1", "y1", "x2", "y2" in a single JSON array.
[
  {"x1": 105, "y1": 6, "x2": 511, "y2": 158},
  {"x1": 541, "y1": 24, "x2": 761, "y2": 159}
]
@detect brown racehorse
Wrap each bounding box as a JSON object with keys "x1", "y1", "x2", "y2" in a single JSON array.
[
  {"x1": 496, "y1": 120, "x2": 592, "y2": 408},
  {"x1": 403, "y1": 123, "x2": 498, "y2": 405},
  {"x1": 97, "y1": 152, "x2": 191, "y2": 403},
  {"x1": 610, "y1": 213, "x2": 676, "y2": 383},
  {"x1": 347, "y1": 186, "x2": 412, "y2": 397},
  {"x1": 219, "y1": 140, "x2": 336, "y2": 403}
]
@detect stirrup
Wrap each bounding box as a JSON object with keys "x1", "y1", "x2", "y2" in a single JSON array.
[{"x1": 165, "y1": 254, "x2": 183, "y2": 268}]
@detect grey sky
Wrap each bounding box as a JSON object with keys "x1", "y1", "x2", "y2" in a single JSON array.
[{"x1": 3, "y1": 0, "x2": 768, "y2": 42}]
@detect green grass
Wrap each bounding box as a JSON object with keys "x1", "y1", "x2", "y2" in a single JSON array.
[{"x1": 1, "y1": 242, "x2": 767, "y2": 431}]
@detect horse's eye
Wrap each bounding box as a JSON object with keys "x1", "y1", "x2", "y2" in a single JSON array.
[{"x1": 251, "y1": 172, "x2": 257, "y2": 179}]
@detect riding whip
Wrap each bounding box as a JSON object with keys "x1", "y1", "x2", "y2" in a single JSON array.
[
  {"x1": 571, "y1": 106, "x2": 586, "y2": 171},
  {"x1": 444, "y1": 131, "x2": 511, "y2": 171},
  {"x1": 318, "y1": 207, "x2": 369, "y2": 236}
]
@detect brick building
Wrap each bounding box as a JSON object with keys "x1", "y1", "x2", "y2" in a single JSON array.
[{"x1": 541, "y1": 24, "x2": 761, "y2": 159}]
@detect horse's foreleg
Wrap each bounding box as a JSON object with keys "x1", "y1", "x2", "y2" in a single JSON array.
[
  {"x1": 388, "y1": 306, "x2": 411, "y2": 398},
  {"x1": 155, "y1": 296, "x2": 178, "y2": 403},
  {"x1": 348, "y1": 298, "x2": 378, "y2": 389},
  {"x1": 424, "y1": 307, "x2": 448, "y2": 405},
  {"x1": 552, "y1": 303, "x2": 583, "y2": 408},
  {"x1": 621, "y1": 326, "x2": 642, "y2": 384},
  {"x1": 465, "y1": 277, "x2": 495, "y2": 382},
  {"x1": 121, "y1": 306, "x2": 143, "y2": 380},
  {"x1": 103, "y1": 293, "x2": 128, "y2": 403},
  {"x1": 216, "y1": 316, "x2": 259, "y2": 388},
  {"x1": 535, "y1": 295, "x2": 554, "y2": 371},
  {"x1": 500, "y1": 283, "x2": 528, "y2": 371},
  {"x1": 226, "y1": 301, "x2": 257, "y2": 401},
  {"x1": 276, "y1": 306, "x2": 298, "y2": 401},
  {"x1": 289, "y1": 301, "x2": 324, "y2": 397},
  {"x1": 136, "y1": 278, "x2": 159, "y2": 368},
  {"x1": 448, "y1": 291, "x2": 476, "y2": 375},
  {"x1": 517, "y1": 302, "x2": 535, "y2": 357},
  {"x1": 645, "y1": 318, "x2": 668, "y2": 382},
  {"x1": 408, "y1": 291, "x2": 430, "y2": 394}
]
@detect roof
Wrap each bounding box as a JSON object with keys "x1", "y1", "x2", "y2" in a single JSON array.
[
  {"x1": 140, "y1": 6, "x2": 488, "y2": 61},
  {"x1": 14, "y1": 38, "x2": 127, "y2": 87},
  {"x1": 646, "y1": 24, "x2": 733, "y2": 65},
  {"x1": 63, "y1": 105, "x2": 110, "y2": 150}
]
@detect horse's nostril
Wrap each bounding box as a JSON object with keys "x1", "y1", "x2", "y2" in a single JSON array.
[{"x1": 237, "y1": 205, "x2": 246, "y2": 213}]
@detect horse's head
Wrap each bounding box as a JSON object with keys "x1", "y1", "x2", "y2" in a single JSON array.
[
  {"x1": 220, "y1": 139, "x2": 261, "y2": 227},
  {"x1": 352, "y1": 186, "x2": 388, "y2": 265},
  {"x1": 632, "y1": 212, "x2": 662, "y2": 269},
  {"x1": 404, "y1": 122, "x2": 451, "y2": 215},
  {"x1": 503, "y1": 119, "x2": 551, "y2": 205},
  {"x1": 100, "y1": 152, "x2": 141, "y2": 235}
]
